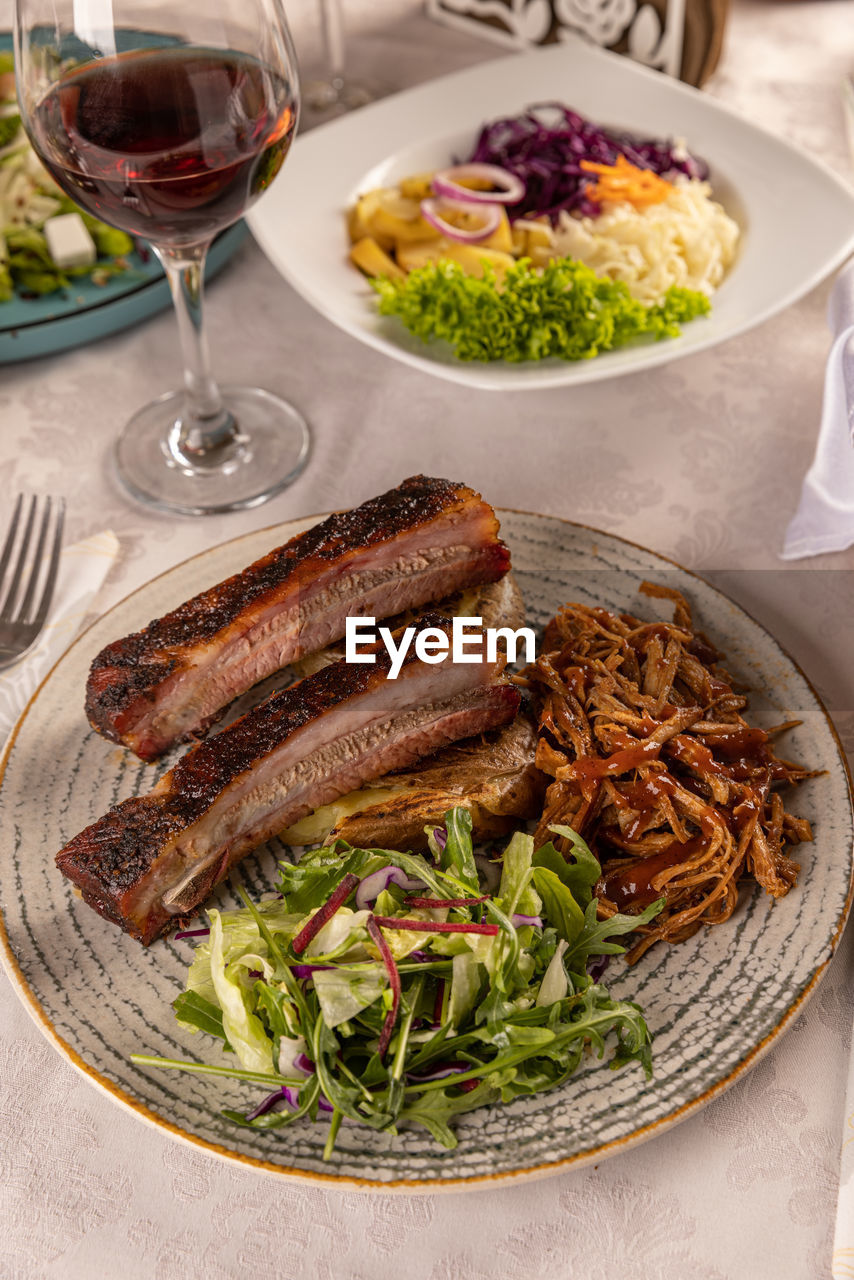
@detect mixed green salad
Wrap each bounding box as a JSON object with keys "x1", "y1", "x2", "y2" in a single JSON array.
[
  {"x1": 133, "y1": 808, "x2": 663, "y2": 1157},
  {"x1": 0, "y1": 51, "x2": 134, "y2": 301}
]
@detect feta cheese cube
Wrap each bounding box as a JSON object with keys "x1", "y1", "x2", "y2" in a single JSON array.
[{"x1": 44, "y1": 212, "x2": 97, "y2": 269}]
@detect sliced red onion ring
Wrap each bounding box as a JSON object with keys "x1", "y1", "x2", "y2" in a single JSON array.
[
  {"x1": 173, "y1": 926, "x2": 210, "y2": 940},
  {"x1": 290, "y1": 963, "x2": 333, "y2": 979},
  {"x1": 246, "y1": 1082, "x2": 333, "y2": 1120},
  {"x1": 294, "y1": 1053, "x2": 316, "y2": 1075},
  {"x1": 432, "y1": 163, "x2": 526, "y2": 205},
  {"x1": 355, "y1": 866, "x2": 425, "y2": 911},
  {"x1": 511, "y1": 914, "x2": 543, "y2": 928},
  {"x1": 420, "y1": 196, "x2": 501, "y2": 244},
  {"x1": 246, "y1": 1085, "x2": 300, "y2": 1120},
  {"x1": 432, "y1": 827, "x2": 448, "y2": 851}
]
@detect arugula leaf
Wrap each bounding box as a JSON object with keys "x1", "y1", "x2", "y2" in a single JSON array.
[
  {"x1": 277, "y1": 845, "x2": 375, "y2": 913},
  {"x1": 531, "y1": 867, "x2": 584, "y2": 947},
  {"x1": 440, "y1": 807, "x2": 479, "y2": 891},
  {"x1": 534, "y1": 826, "x2": 601, "y2": 907},
  {"x1": 564, "y1": 897, "x2": 666, "y2": 973},
  {"x1": 400, "y1": 1081, "x2": 501, "y2": 1148},
  {"x1": 173, "y1": 990, "x2": 229, "y2": 1044}
]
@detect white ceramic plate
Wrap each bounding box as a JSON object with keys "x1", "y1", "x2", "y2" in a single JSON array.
[
  {"x1": 0, "y1": 511, "x2": 851, "y2": 1190},
  {"x1": 248, "y1": 38, "x2": 854, "y2": 391}
]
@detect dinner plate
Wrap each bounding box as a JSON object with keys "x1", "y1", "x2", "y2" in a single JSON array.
[
  {"x1": 0, "y1": 512, "x2": 851, "y2": 1190},
  {"x1": 248, "y1": 38, "x2": 854, "y2": 391},
  {"x1": 0, "y1": 222, "x2": 247, "y2": 363}
]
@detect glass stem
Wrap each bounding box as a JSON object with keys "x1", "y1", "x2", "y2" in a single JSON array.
[
  {"x1": 318, "y1": 0, "x2": 346, "y2": 82},
  {"x1": 156, "y1": 243, "x2": 237, "y2": 459}
]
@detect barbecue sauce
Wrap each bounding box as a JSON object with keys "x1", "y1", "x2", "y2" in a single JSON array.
[{"x1": 600, "y1": 835, "x2": 707, "y2": 906}]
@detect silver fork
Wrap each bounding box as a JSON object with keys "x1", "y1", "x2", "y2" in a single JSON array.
[{"x1": 0, "y1": 495, "x2": 66, "y2": 670}]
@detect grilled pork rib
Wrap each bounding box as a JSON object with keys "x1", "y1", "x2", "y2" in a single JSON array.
[
  {"x1": 59, "y1": 616, "x2": 519, "y2": 944},
  {"x1": 86, "y1": 476, "x2": 510, "y2": 761}
]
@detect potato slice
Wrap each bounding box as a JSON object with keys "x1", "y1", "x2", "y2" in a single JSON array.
[
  {"x1": 374, "y1": 210, "x2": 440, "y2": 243},
  {"x1": 479, "y1": 208, "x2": 513, "y2": 254},
  {"x1": 347, "y1": 190, "x2": 393, "y2": 250},
  {"x1": 528, "y1": 244, "x2": 555, "y2": 269},
  {"x1": 398, "y1": 172, "x2": 435, "y2": 201},
  {"x1": 441, "y1": 242, "x2": 516, "y2": 283},
  {"x1": 396, "y1": 238, "x2": 453, "y2": 272},
  {"x1": 349, "y1": 236, "x2": 405, "y2": 280},
  {"x1": 526, "y1": 220, "x2": 552, "y2": 251}
]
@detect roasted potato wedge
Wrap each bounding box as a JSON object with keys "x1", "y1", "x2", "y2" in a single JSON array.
[{"x1": 349, "y1": 236, "x2": 406, "y2": 280}]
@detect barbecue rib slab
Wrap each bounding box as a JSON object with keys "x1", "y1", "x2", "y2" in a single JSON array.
[
  {"x1": 85, "y1": 476, "x2": 510, "y2": 761},
  {"x1": 59, "y1": 616, "x2": 519, "y2": 943}
]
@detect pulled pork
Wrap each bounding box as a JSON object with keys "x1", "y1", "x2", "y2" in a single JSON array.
[{"x1": 521, "y1": 583, "x2": 814, "y2": 962}]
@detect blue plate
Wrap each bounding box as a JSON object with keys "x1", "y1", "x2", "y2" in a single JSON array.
[{"x1": 0, "y1": 33, "x2": 248, "y2": 364}]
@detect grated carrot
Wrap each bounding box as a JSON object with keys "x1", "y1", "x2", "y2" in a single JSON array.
[{"x1": 580, "y1": 156, "x2": 674, "y2": 209}]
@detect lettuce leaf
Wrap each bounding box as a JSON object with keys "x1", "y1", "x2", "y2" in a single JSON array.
[{"x1": 373, "y1": 257, "x2": 710, "y2": 363}]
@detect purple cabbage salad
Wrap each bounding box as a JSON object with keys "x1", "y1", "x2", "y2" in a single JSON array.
[{"x1": 467, "y1": 102, "x2": 709, "y2": 223}]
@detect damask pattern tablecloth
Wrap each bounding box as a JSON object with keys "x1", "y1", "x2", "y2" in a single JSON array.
[{"x1": 2, "y1": 1, "x2": 853, "y2": 1276}]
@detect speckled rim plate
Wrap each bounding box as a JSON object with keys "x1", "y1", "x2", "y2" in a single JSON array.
[{"x1": 0, "y1": 510, "x2": 852, "y2": 1192}]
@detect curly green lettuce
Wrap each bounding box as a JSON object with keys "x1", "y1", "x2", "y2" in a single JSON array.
[{"x1": 373, "y1": 255, "x2": 710, "y2": 363}]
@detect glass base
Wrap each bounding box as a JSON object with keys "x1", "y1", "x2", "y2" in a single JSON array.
[
  {"x1": 303, "y1": 74, "x2": 378, "y2": 122},
  {"x1": 115, "y1": 386, "x2": 310, "y2": 516}
]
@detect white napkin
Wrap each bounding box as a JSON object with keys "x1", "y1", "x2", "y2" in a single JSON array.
[
  {"x1": 781, "y1": 259, "x2": 854, "y2": 560},
  {"x1": 0, "y1": 529, "x2": 119, "y2": 748}
]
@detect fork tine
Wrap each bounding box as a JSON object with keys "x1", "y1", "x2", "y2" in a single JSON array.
[
  {"x1": 16, "y1": 497, "x2": 53, "y2": 622},
  {"x1": 0, "y1": 495, "x2": 37, "y2": 619},
  {"x1": 29, "y1": 499, "x2": 65, "y2": 635},
  {"x1": 0, "y1": 494, "x2": 24, "y2": 591}
]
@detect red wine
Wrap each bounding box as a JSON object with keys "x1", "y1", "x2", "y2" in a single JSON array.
[{"x1": 30, "y1": 47, "x2": 296, "y2": 245}]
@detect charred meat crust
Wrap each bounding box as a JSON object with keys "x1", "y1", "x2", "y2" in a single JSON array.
[
  {"x1": 59, "y1": 613, "x2": 520, "y2": 943},
  {"x1": 85, "y1": 475, "x2": 509, "y2": 755}
]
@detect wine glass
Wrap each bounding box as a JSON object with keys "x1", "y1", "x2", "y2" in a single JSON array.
[
  {"x1": 14, "y1": 0, "x2": 310, "y2": 515},
  {"x1": 303, "y1": 0, "x2": 376, "y2": 123}
]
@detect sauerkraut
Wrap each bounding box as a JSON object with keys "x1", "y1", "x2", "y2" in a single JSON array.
[{"x1": 549, "y1": 178, "x2": 739, "y2": 305}]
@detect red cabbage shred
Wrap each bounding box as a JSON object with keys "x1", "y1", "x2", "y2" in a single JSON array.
[{"x1": 467, "y1": 102, "x2": 708, "y2": 223}]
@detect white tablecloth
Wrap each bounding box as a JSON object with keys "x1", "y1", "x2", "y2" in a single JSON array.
[{"x1": 2, "y1": 1, "x2": 853, "y2": 1275}]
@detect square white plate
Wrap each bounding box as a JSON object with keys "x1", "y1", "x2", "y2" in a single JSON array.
[{"x1": 248, "y1": 38, "x2": 854, "y2": 392}]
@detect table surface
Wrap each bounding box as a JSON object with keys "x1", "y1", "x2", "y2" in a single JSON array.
[{"x1": 2, "y1": 1, "x2": 853, "y2": 1276}]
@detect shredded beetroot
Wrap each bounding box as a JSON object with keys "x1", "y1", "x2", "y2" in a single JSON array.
[
  {"x1": 405, "y1": 896, "x2": 488, "y2": 909},
  {"x1": 371, "y1": 916, "x2": 499, "y2": 936},
  {"x1": 291, "y1": 873, "x2": 360, "y2": 955},
  {"x1": 367, "y1": 917, "x2": 401, "y2": 1061}
]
